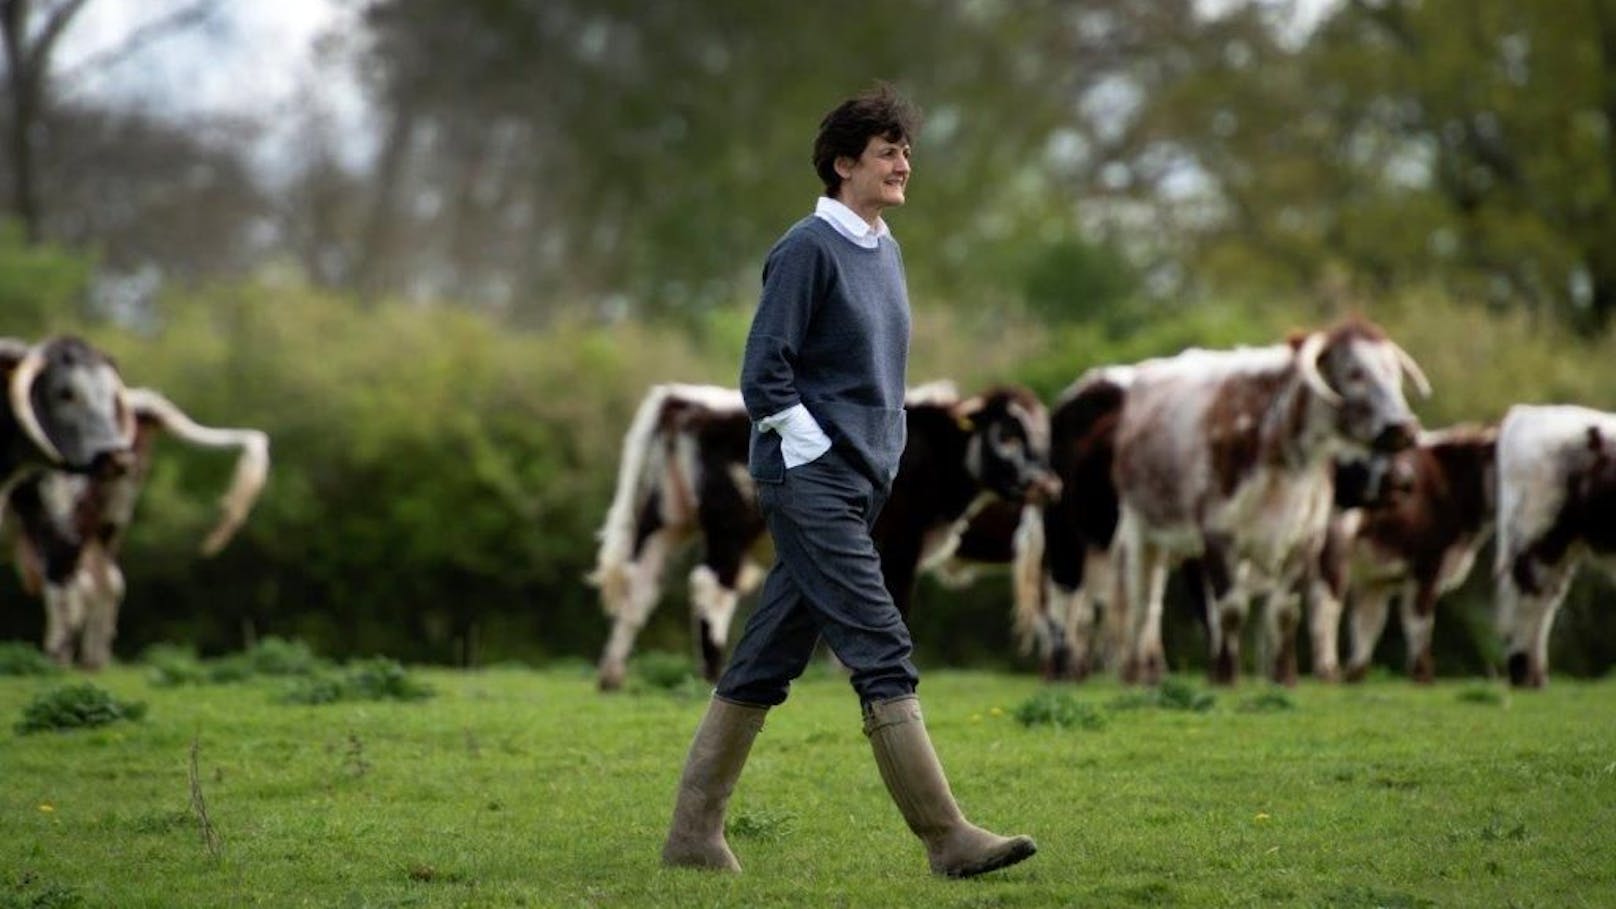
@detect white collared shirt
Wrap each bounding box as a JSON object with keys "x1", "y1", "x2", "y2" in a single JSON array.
[
  {"x1": 814, "y1": 195, "x2": 890, "y2": 249},
  {"x1": 757, "y1": 197, "x2": 895, "y2": 467}
]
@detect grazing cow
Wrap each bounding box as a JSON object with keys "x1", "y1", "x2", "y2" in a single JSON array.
[
  {"x1": 591, "y1": 381, "x2": 1059, "y2": 690},
  {"x1": 1494, "y1": 404, "x2": 1616, "y2": 687},
  {"x1": 1, "y1": 336, "x2": 134, "y2": 493},
  {"x1": 1308, "y1": 426, "x2": 1498, "y2": 682},
  {"x1": 7, "y1": 388, "x2": 269, "y2": 668},
  {"x1": 1110, "y1": 320, "x2": 1428, "y2": 685}
]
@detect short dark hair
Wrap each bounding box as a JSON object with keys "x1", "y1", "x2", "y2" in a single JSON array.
[{"x1": 812, "y1": 82, "x2": 921, "y2": 199}]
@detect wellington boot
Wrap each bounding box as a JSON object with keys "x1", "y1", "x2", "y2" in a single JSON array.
[
  {"x1": 661, "y1": 695, "x2": 768, "y2": 871},
  {"x1": 864, "y1": 695, "x2": 1037, "y2": 878}
]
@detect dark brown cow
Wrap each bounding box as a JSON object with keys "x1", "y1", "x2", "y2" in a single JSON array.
[
  {"x1": 8, "y1": 388, "x2": 269, "y2": 668},
  {"x1": 1309, "y1": 426, "x2": 1498, "y2": 683},
  {"x1": 1495, "y1": 404, "x2": 1616, "y2": 687},
  {"x1": 591, "y1": 381, "x2": 1059, "y2": 690}
]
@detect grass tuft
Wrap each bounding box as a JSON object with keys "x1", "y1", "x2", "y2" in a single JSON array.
[
  {"x1": 1456, "y1": 685, "x2": 1508, "y2": 706},
  {"x1": 3, "y1": 871, "x2": 82, "y2": 909},
  {"x1": 1237, "y1": 690, "x2": 1297, "y2": 713},
  {"x1": 278, "y1": 658, "x2": 434, "y2": 705},
  {"x1": 727, "y1": 806, "x2": 797, "y2": 841},
  {"x1": 1110, "y1": 677, "x2": 1216, "y2": 713},
  {"x1": 1013, "y1": 690, "x2": 1108, "y2": 730},
  {"x1": 0, "y1": 641, "x2": 60, "y2": 677},
  {"x1": 15, "y1": 683, "x2": 146, "y2": 734}
]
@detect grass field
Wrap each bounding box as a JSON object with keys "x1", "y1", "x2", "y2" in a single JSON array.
[{"x1": 2, "y1": 661, "x2": 1614, "y2": 908}]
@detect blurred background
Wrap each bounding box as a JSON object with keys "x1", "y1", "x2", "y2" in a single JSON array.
[{"x1": 0, "y1": 0, "x2": 1612, "y2": 677}]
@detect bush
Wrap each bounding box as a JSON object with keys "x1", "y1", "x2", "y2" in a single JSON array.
[
  {"x1": 243, "y1": 637, "x2": 327, "y2": 676},
  {"x1": 0, "y1": 641, "x2": 59, "y2": 677},
  {"x1": 16, "y1": 684, "x2": 147, "y2": 734}
]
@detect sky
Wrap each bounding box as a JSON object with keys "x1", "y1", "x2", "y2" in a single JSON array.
[{"x1": 56, "y1": 0, "x2": 373, "y2": 172}]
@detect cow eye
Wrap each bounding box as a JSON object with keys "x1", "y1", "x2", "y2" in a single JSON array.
[{"x1": 56, "y1": 388, "x2": 75, "y2": 403}]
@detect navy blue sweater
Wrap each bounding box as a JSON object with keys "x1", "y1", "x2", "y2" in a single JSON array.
[{"x1": 740, "y1": 216, "x2": 911, "y2": 488}]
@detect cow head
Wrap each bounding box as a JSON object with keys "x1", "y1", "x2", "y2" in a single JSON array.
[
  {"x1": 8, "y1": 336, "x2": 135, "y2": 477},
  {"x1": 954, "y1": 386, "x2": 1062, "y2": 505},
  {"x1": 1332, "y1": 452, "x2": 1406, "y2": 510},
  {"x1": 1295, "y1": 320, "x2": 1427, "y2": 455}
]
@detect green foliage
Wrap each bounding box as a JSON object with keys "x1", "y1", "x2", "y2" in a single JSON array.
[
  {"x1": 726, "y1": 807, "x2": 797, "y2": 842},
  {"x1": 14, "y1": 683, "x2": 146, "y2": 735},
  {"x1": 1456, "y1": 686, "x2": 1508, "y2": 707},
  {"x1": 0, "y1": 642, "x2": 59, "y2": 678},
  {"x1": 278, "y1": 658, "x2": 434, "y2": 705},
  {"x1": 1021, "y1": 237, "x2": 1139, "y2": 330},
  {"x1": 0, "y1": 223, "x2": 93, "y2": 338},
  {"x1": 1110, "y1": 677, "x2": 1216, "y2": 713},
  {"x1": 241, "y1": 637, "x2": 326, "y2": 676},
  {"x1": 1012, "y1": 690, "x2": 1108, "y2": 730},
  {"x1": 1237, "y1": 690, "x2": 1297, "y2": 713}
]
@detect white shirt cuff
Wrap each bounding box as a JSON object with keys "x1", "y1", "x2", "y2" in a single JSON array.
[{"x1": 758, "y1": 403, "x2": 831, "y2": 468}]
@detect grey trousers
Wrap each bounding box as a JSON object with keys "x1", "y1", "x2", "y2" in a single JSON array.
[{"x1": 716, "y1": 449, "x2": 920, "y2": 707}]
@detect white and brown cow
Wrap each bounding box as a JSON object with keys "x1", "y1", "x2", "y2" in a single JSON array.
[
  {"x1": 1308, "y1": 425, "x2": 1498, "y2": 683},
  {"x1": 1494, "y1": 404, "x2": 1616, "y2": 687},
  {"x1": 7, "y1": 388, "x2": 269, "y2": 668},
  {"x1": 1110, "y1": 320, "x2": 1429, "y2": 686},
  {"x1": 590, "y1": 381, "x2": 1059, "y2": 690}
]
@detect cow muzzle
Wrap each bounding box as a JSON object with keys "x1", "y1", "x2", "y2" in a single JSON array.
[
  {"x1": 1023, "y1": 471, "x2": 1063, "y2": 506},
  {"x1": 1372, "y1": 421, "x2": 1417, "y2": 454},
  {"x1": 87, "y1": 447, "x2": 136, "y2": 479}
]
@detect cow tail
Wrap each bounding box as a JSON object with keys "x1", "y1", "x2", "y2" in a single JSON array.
[{"x1": 589, "y1": 385, "x2": 672, "y2": 614}]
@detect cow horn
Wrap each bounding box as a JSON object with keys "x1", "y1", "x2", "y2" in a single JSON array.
[
  {"x1": 1295, "y1": 332, "x2": 1342, "y2": 406},
  {"x1": 115, "y1": 384, "x2": 137, "y2": 445},
  {"x1": 951, "y1": 395, "x2": 985, "y2": 431},
  {"x1": 1392, "y1": 342, "x2": 1432, "y2": 399},
  {"x1": 7, "y1": 344, "x2": 64, "y2": 464}
]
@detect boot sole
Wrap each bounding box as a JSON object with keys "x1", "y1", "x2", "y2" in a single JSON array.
[{"x1": 944, "y1": 838, "x2": 1038, "y2": 879}]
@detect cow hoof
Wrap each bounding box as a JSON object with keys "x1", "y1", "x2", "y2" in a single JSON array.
[
  {"x1": 1313, "y1": 666, "x2": 1341, "y2": 684},
  {"x1": 1119, "y1": 657, "x2": 1141, "y2": 686},
  {"x1": 1505, "y1": 652, "x2": 1545, "y2": 688},
  {"x1": 597, "y1": 667, "x2": 625, "y2": 692},
  {"x1": 1343, "y1": 664, "x2": 1369, "y2": 684},
  {"x1": 1138, "y1": 653, "x2": 1165, "y2": 686}
]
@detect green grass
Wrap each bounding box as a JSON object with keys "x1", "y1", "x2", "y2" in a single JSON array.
[{"x1": 2, "y1": 666, "x2": 1614, "y2": 907}]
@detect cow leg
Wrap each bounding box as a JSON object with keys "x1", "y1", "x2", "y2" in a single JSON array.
[
  {"x1": 596, "y1": 530, "x2": 679, "y2": 691},
  {"x1": 691, "y1": 559, "x2": 746, "y2": 679},
  {"x1": 1123, "y1": 543, "x2": 1168, "y2": 685},
  {"x1": 1344, "y1": 587, "x2": 1391, "y2": 682},
  {"x1": 1398, "y1": 580, "x2": 1438, "y2": 684},
  {"x1": 1199, "y1": 543, "x2": 1244, "y2": 686},
  {"x1": 1307, "y1": 574, "x2": 1344, "y2": 682},
  {"x1": 1499, "y1": 558, "x2": 1574, "y2": 689},
  {"x1": 1263, "y1": 587, "x2": 1302, "y2": 688},
  {"x1": 42, "y1": 581, "x2": 80, "y2": 667},
  {"x1": 80, "y1": 558, "x2": 125, "y2": 671}
]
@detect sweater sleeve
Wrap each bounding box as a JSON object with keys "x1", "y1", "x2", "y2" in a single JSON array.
[{"x1": 739, "y1": 230, "x2": 829, "y2": 423}]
